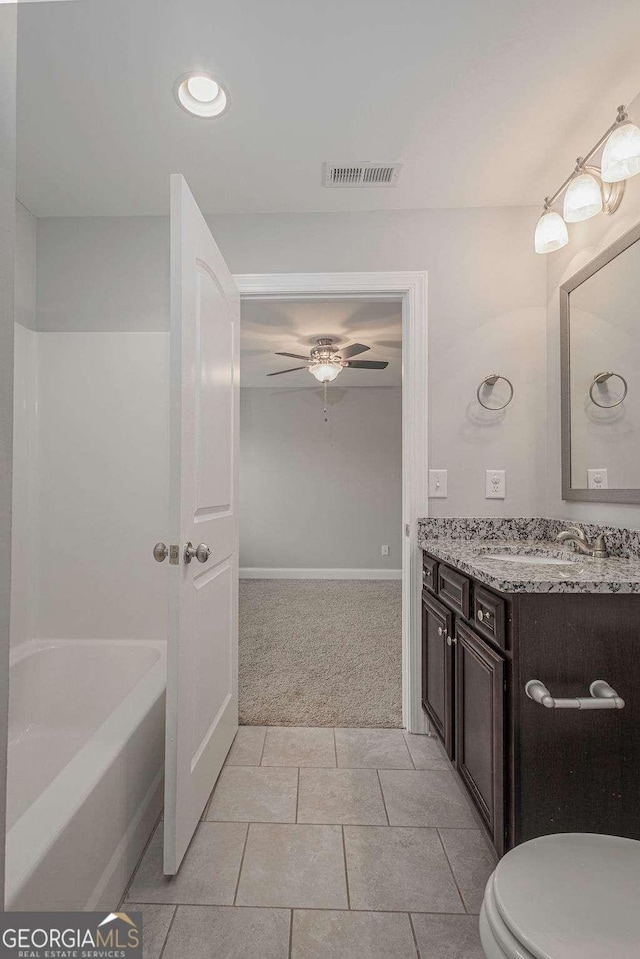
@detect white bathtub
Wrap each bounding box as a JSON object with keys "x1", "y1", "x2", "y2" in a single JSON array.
[{"x1": 5, "y1": 639, "x2": 166, "y2": 911}]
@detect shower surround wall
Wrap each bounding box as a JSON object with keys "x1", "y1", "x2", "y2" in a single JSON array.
[
  {"x1": 9, "y1": 214, "x2": 171, "y2": 908},
  {"x1": 11, "y1": 329, "x2": 169, "y2": 645}
]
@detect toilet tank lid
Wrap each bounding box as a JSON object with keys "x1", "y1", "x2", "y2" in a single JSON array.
[{"x1": 493, "y1": 833, "x2": 640, "y2": 959}]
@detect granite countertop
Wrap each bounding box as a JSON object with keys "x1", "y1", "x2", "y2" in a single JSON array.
[{"x1": 418, "y1": 535, "x2": 640, "y2": 595}]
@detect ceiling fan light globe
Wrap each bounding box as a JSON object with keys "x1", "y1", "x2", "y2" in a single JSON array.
[{"x1": 310, "y1": 362, "x2": 342, "y2": 383}]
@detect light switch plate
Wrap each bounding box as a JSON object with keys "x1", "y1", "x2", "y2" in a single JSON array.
[
  {"x1": 486, "y1": 469, "x2": 506, "y2": 499},
  {"x1": 381, "y1": 545, "x2": 389, "y2": 556},
  {"x1": 428, "y1": 469, "x2": 448, "y2": 498},
  {"x1": 588, "y1": 468, "x2": 608, "y2": 490}
]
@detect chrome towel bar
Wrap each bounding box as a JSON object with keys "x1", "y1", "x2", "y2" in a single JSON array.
[{"x1": 525, "y1": 679, "x2": 625, "y2": 710}]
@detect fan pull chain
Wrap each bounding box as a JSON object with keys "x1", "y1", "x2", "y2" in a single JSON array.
[{"x1": 323, "y1": 380, "x2": 328, "y2": 423}]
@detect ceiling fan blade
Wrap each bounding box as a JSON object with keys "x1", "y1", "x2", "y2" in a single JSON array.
[
  {"x1": 344, "y1": 360, "x2": 389, "y2": 369},
  {"x1": 267, "y1": 366, "x2": 308, "y2": 376},
  {"x1": 274, "y1": 351, "x2": 310, "y2": 360},
  {"x1": 337, "y1": 343, "x2": 370, "y2": 359}
]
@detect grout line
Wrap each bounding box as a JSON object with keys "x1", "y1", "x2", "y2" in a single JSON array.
[
  {"x1": 403, "y1": 731, "x2": 417, "y2": 770},
  {"x1": 288, "y1": 908, "x2": 294, "y2": 959},
  {"x1": 340, "y1": 826, "x2": 351, "y2": 910},
  {"x1": 435, "y1": 828, "x2": 467, "y2": 914},
  {"x1": 376, "y1": 770, "x2": 391, "y2": 826},
  {"x1": 199, "y1": 819, "x2": 483, "y2": 830},
  {"x1": 232, "y1": 823, "x2": 250, "y2": 906},
  {"x1": 123, "y1": 900, "x2": 470, "y2": 915},
  {"x1": 295, "y1": 767, "x2": 300, "y2": 823},
  {"x1": 408, "y1": 912, "x2": 421, "y2": 959},
  {"x1": 157, "y1": 905, "x2": 178, "y2": 959},
  {"x1": 259, "y1": 727, "x2": 268, "y2": 766},
  {"x1": 332, "y1": 728, "x2": 338, "y2": 767}
]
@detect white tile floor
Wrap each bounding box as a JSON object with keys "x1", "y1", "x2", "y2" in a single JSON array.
[{"x1": 124, "y1": 727, "x2": 495, "y2": 958}]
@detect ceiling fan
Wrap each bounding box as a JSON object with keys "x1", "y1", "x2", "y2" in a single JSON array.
[{"x1": 267, "y1": 337, "x2": 389, "y2": 382}]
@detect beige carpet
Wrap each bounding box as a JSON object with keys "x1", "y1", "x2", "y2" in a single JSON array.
[{"x1": 239, "y1": 579, "x2": 402, "y2": 727}]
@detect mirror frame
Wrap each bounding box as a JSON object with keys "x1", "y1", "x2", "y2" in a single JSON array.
[{"x1": 560, "y1": 220, "x2": 640, "y2": 504}]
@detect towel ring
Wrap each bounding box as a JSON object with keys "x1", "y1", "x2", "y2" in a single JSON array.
[
  {"x1": 476, "y1": 374, "x2": 514, "y2": 411},
  {"x1": 589, "y1": 371, "x2": 628, "y2": 409}
]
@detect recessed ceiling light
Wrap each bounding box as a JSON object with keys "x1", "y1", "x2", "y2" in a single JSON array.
[
  {"x1": 174, "y1": 72, "x2": 228, "y2": 118},
  {"x1": 187, "y1": 75, "x2": 219, "y2": 103}
]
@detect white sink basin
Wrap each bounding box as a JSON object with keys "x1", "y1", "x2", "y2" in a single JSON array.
[{"x1": 482, "y1": 553, "x2": 576, "y2": 566}]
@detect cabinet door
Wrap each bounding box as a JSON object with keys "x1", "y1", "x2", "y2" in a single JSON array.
[
  {"x1": 422, "y1": 592, "x2": 455, "y2": 759},
  {"x1": 455, "y1": 621, "x2": 505, "y2": 854}
]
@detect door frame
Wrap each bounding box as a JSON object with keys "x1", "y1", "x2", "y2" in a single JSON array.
[{"x1": 234, "y1": 271, "x2": 428, "y2": 733}]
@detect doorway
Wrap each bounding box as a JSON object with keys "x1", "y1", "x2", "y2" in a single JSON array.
[{"x1": 235, "y1": 272, "x2": 429, "y2": 734}]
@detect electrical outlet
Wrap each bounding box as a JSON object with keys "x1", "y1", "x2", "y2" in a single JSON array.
[
  {"x1": 588, "y1": 468, "x2": 608, "y2": 490},
  {"x1": 381, "y1": 545, "x2": 389, "y2": 556},
  {"x1": 486, "y1": 469, "x2": 506, "y2": 499},
  {"x1": 428, "y1": 469, "x2": 448, "y2": 498}
]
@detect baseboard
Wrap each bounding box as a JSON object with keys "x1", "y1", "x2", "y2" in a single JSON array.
[{"x1": 240, "y1": 567, "x2": 402, "y2": 581}]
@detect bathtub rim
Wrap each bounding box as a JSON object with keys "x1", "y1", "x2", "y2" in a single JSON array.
[{"x1": 5, "y1": 638, "x2": 166, "y2": 910}]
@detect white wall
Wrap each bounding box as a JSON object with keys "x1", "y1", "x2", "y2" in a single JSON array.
[
  {"x1": 37, "y1": 206, "x2": 548, "y2": 517},
  {"x1": 240, "y1": 386, "x2": 402, "y2": 571},
  {"x1": 546, "y1": 95, "x2": 640, "y2": 527}
]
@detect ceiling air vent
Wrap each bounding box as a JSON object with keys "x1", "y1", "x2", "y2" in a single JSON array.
[{"x1": 323, "y1": 161, "x2": 403, "y2": 188}]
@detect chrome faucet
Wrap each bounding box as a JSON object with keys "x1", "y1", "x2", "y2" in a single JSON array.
[{"x1": 556, "y1": 525, "x2": 609, "y2": 559}]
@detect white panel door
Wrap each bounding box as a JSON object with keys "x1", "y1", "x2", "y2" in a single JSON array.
[{"x1": 164, "y1": 175, "x2": 240, "y2": 874}]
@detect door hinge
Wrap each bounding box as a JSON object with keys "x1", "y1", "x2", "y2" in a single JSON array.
[
  {"x1": 169, "y1": 545, "x2": 180, "y2": 565},
  {"x1": 405, "y1": 523, "x2": 411, "y2": 537}
]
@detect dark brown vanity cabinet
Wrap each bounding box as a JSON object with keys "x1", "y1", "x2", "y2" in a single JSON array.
[
  {"x1": 421, "y1": 592, "x2": 454, "y2": 759},
  {"x1": 455, "y1": 620, "x2": 504, "y2": 854},
  {"x1": 422, "y1": 550, "x2": 640, "y2": 858},
  {"x1": 421, "y1": 561, "x2": 506, "y2": 852}
]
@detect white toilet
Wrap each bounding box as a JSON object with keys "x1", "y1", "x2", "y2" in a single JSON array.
[{"x1": 480, "y1": 832, "x2": 640, "y2": 959}]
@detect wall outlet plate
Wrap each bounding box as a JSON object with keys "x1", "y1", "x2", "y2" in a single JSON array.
[
  {"x1": 588, "y1": 468, "x2": 608, "y2": 490},
  {"x1": 381, "y1": 545, "x2": 389, "y2": 556},
  {"x1": 428, "y1": 469, "x2": 448, "y2": 498},
  {"x1": 486, "y1": 469, "x2": 506, "y2": 499}
]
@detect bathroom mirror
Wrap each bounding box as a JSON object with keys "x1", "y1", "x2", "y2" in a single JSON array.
[{"x1": 561, "y1": 221, "x2": 640, "y2": 503}]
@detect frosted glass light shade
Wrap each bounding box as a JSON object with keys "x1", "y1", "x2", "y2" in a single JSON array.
[
  {"x1": 534, "y1": 210, "x2": 568, "y2": 254},
  {"x1": 601, "y1": 122, "x2": 640, "y2": 182},
  {"x1": 563, "y1": 172, "x2": 603, "y2": 222},
  {"x1": 310, "y1": 362, "x2": 341, "y2": 382}
]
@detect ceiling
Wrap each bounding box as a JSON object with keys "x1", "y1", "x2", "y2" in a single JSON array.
[
  {"x1": 16, "y1": 0, "x2": 640, "y2": 217},
  {"x1": 240, "y1": 298, "x2": 402, "y2": 387}
]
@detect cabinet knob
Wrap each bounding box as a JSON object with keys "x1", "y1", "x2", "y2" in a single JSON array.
[
  {"x1": 477, "y1": 609, "x2": 484, "y2": 622},
  {"x1": 438, "y1": 626, "x2": 443, "y2": 636}
]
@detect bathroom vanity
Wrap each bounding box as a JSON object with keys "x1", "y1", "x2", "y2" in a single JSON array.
[{"x1": 419, "y1": 518, "x2": 640, "y2": 856}]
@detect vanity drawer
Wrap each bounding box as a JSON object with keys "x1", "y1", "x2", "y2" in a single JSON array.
[
  {"x1": 474, "y1": 585, "x2": 506, "y2": 650},
  {"x1": 437, "y1": 564, "x2": 471, "y2": 619},
  {"x1": 422, "y1": 555, "x2": 438, "y2": 593}
]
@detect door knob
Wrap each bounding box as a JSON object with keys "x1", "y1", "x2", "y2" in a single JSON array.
[
  {"x1": 153, "y1": 542, "x2": 169, "y2": 563},
  {"x1": 184, "y1": 542, "x2": 211, "y2": 564}
]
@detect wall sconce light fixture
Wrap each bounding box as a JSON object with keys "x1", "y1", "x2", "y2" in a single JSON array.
[{"x1": 534, "y1": 105, "x2": 640, "y2": 254}]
